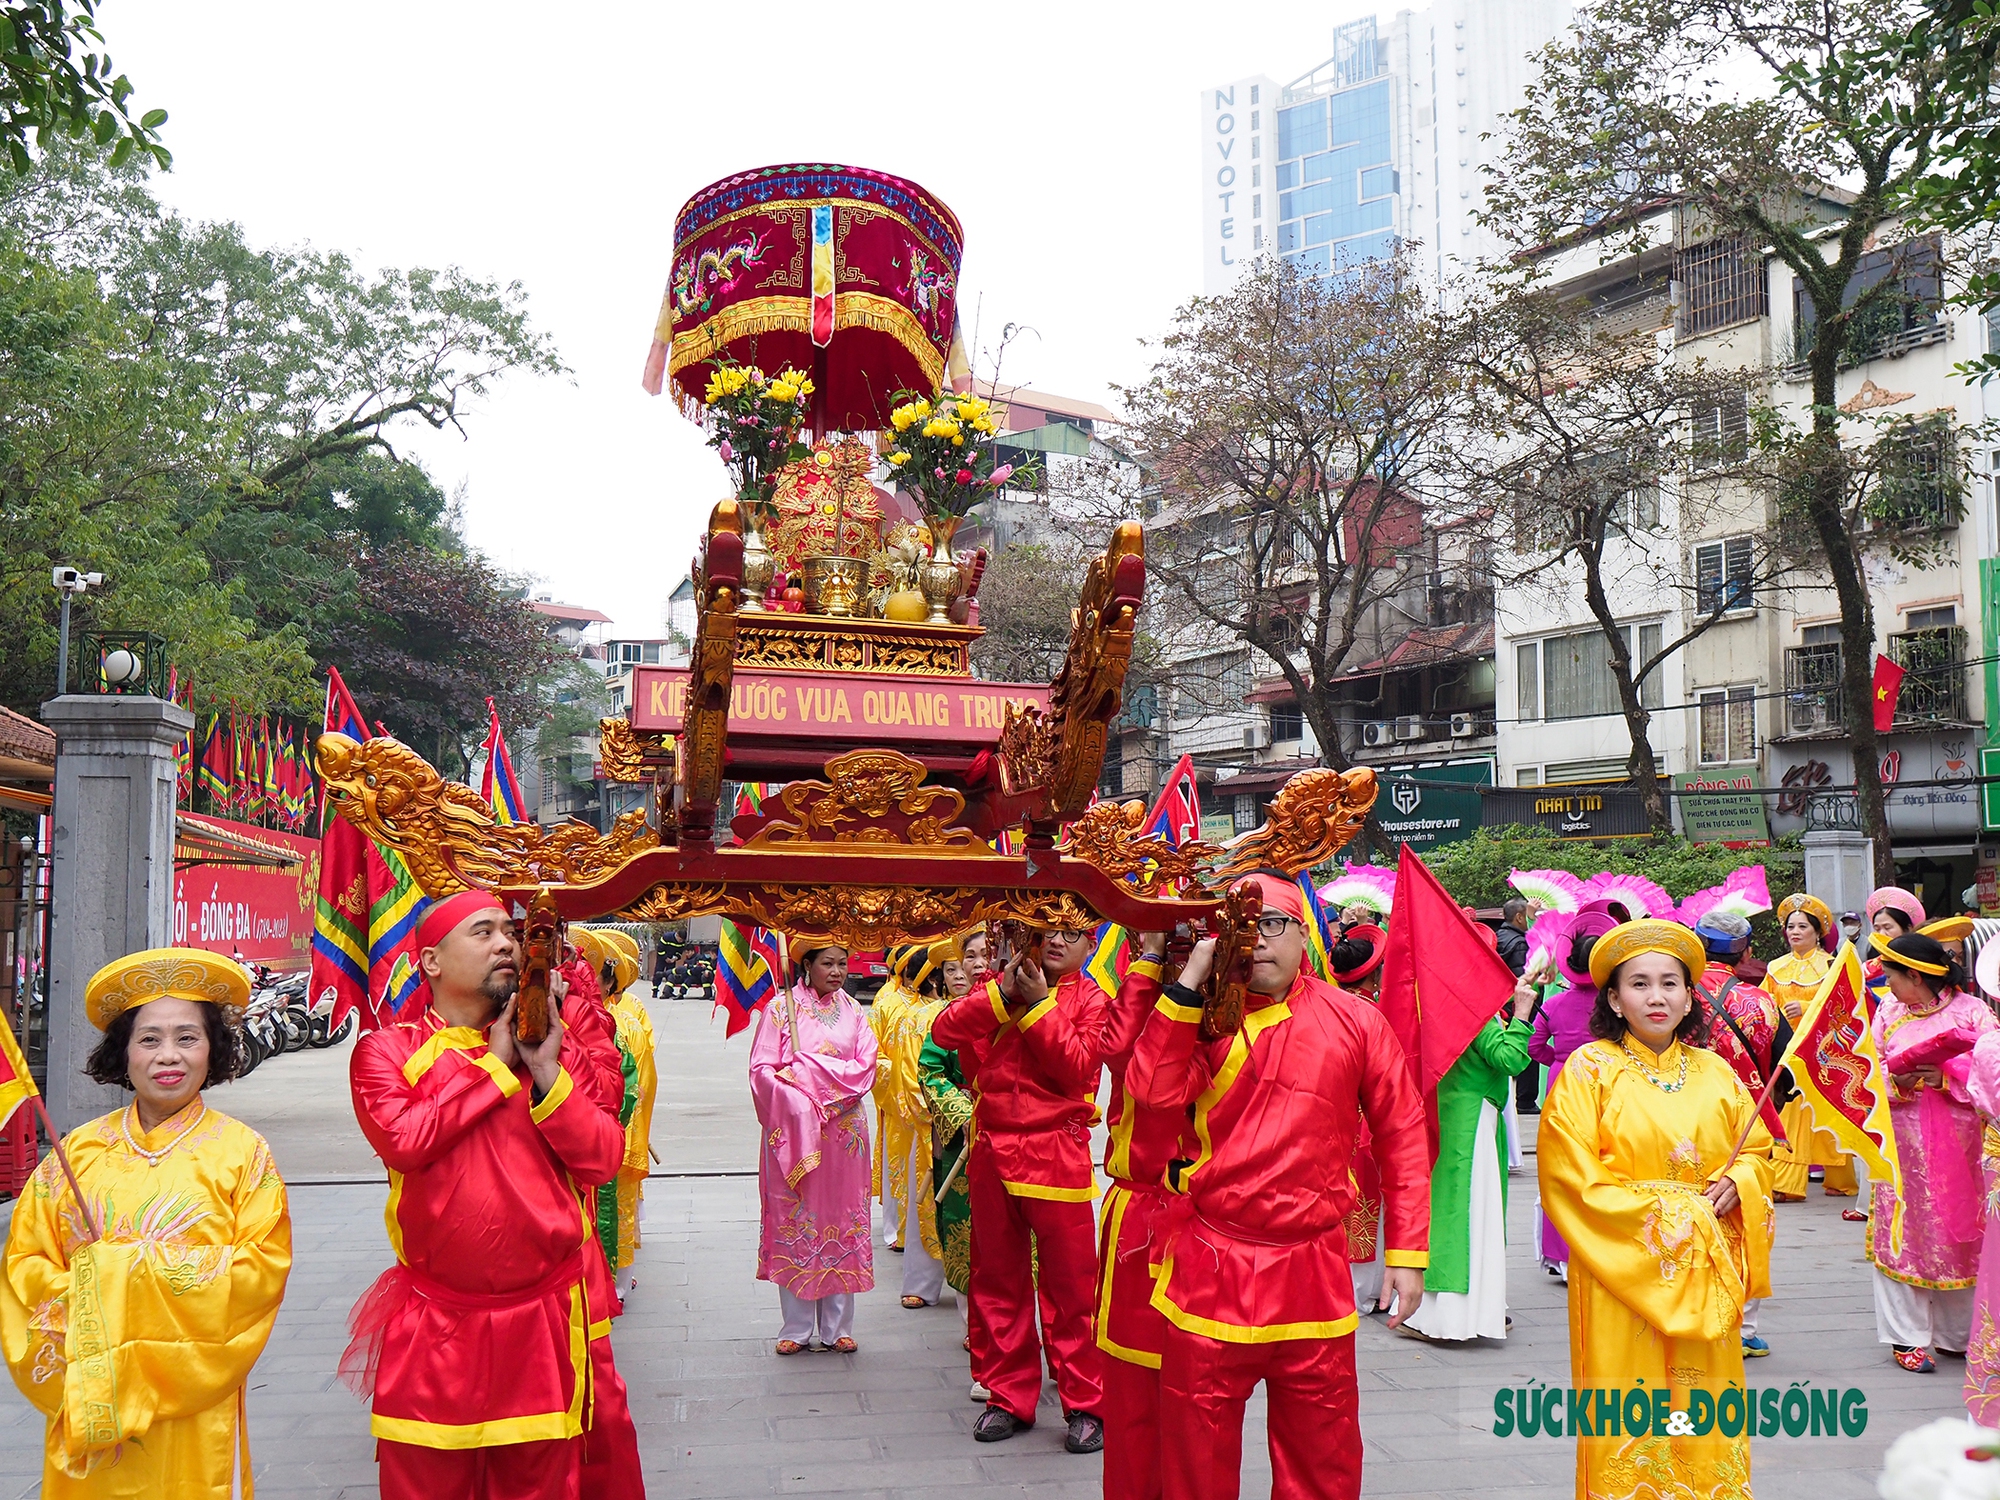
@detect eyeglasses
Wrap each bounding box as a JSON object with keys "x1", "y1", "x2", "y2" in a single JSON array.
[
  {"x1": 1256, "y1": 916, "x2": 1299, "y2": 939},
  {"x1": 1055, "y1": 929, "x2": 1090, "y2": 944}
]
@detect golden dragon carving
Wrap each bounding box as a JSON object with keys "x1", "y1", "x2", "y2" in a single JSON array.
[
  {"x1": 315, "y1": 732, "x2": 656, "y2": 897},
  {"x1": 740, "y1": 748, "x2": 983, "y2": 853},
  {"x1": 1212, "y1": 766, "x2": 1380, "y2": 880}
]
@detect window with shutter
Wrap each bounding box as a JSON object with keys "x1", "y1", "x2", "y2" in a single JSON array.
[
  {"x1": 1694, "y1": 536, "x2": 1755, "y2": 613},
  {"x1": 1691, "y1": 389, "x2": 1749, "y2": 470}
]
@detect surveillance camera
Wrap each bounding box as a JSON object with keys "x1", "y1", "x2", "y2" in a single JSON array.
[
  {"x1": 52, "y1": 566, "x2": 80, "y2": 588},
  {"x1": 86, "y1": 573, "x2": 103, "y2": 586}
]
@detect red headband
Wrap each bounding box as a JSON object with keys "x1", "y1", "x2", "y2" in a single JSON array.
[
  {"x1": 1233, "y1": 873, "x2": 1306, "y2": 925},
  {"x1": 416, "y1": 889, "x2": 507, "y2": 953}
]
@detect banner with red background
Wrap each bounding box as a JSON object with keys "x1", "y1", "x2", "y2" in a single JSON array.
[{"x1": 172, "y1": 818, "x2": 320, "y2": 971}]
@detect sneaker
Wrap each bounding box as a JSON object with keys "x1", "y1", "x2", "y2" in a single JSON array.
[
  {"x1": 1065, "y1": 1412, "x2": 1105, "y2": 1454},
  {"x1": 969, "y1": 1381, "x2": 991, "y2": 1403},
  {"x1": 974, "y1": 1406, "x2": 1026, "y2": 1442},
  {"x1": 1741, "y1": 1335, "x2": 1771, "y2": 1357}
]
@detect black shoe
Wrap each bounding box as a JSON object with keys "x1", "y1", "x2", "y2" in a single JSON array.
[
  {"x1": 974, "y1": 1406, "x2": 1026, "y2": 1442},
  {"x1": 1065, "y1": 1412, "x2": 1105, "y2": 1454}
]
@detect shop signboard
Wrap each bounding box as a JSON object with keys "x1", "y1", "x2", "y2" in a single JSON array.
[
  {"x1": 172, "y1": 822, "x2": 318, "y2": 971},
  {"x1": 1673, "y1": 769, "x2": 1771, "y2": 847},
  {"x1": 1372, "y1": 760, "x2": 1492, "y2": 854},
  {"x1": 1482, "y1": 781, "x2": 1655, "y2": 840}
]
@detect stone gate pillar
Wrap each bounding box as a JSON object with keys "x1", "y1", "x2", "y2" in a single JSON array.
[{"x1": 39, "y1": 693, "x2": 192, "y2": 1134}]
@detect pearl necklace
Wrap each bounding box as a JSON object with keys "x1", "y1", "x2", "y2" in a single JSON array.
[
  {"x1": 122, "y1": 1099, "x2": 207, "y2": 1168},
  {"x1": 1619, "y1": 1040, "x2": 1688, "y2": 1094}
]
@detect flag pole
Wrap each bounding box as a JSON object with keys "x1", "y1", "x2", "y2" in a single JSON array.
[
  {"x1": 1717, "y1": 1065, "x2": 1788, "y2": 1177},
  {"x1": 26, "y1": 1094, "x2": 100, "y2": 1243}
]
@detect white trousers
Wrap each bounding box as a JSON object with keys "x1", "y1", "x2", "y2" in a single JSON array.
[
  {"x1": 779, "y1": 1288, "x2": 856, "y2": 1344},
  {"x1": 1741, "y1": 1297, "x2": 1761, "y2": 1337},
  {"x1": 1352, "y1": 1256, "x2": 1384, "y2": 1313},
  {"x1": 1408, "y1": 1100, "x2": 1508, "y2": 1341},
  {"x1": 1503, "y1": 1094, "x2": 1523, "y2": 1172},
  {"x1": 1873, "y1": 1271, "x2": 1973, "y2": 1352}
]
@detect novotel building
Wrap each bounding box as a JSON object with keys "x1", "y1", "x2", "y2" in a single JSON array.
[{"x1": 1199, "y1": 2, "x2": 1571, "y2": 295}]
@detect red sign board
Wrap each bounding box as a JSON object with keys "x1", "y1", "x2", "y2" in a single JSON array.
[
  {"x1": 630, "y1": 666, "x2": 1049, "y2": 743},
  {"x1": 173, "y1": 822, "x2": 319, "y2": 972}
]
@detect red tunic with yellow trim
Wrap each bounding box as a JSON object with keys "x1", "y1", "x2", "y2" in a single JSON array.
[
  {"x1": 931, "y1": 969, "x2": 1110, "y2": 1199},
  {"x1": 349, "y1": 1010, "x2": 627, "y2": 1449},
  {"x1": 1095, "y1": 956, "x2": 1185, "y2": 1368},
  {"x1": 1127, "y1": 973, "x2": 1430, "y2": 1342}
]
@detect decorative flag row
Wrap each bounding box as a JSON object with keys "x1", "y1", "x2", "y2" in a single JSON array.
[{"x1": 189, "y1": 705, "x2": 321, "y2": 832}]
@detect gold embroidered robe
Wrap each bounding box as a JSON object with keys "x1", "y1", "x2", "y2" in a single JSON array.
[
  {"x1": 609, "y1": 993, "x2": 658, "y2": 1269},
  {"x1": 1, "y1": 1101, "x2": 292, "y2": 1498},
  {"x1": 1538, "y1": 1039, "x2": 1774, "y2": 1500}
]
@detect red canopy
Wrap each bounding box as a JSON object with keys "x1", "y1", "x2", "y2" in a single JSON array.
[{"x1": 642, "y1": 164, "x2": 964, "y2": 432}]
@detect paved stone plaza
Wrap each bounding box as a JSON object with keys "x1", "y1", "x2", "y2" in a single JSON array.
[{"x1": 0, "y1": 992, "x2": 1970, "y2": 1496}]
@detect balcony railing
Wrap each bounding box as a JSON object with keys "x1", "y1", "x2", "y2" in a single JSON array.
[
  {"x1": 1783, "y1": 643, "x2": 1844, "y2": 734},
  {"x1": 1783, "y1": 629, "x2": 1970, "y2": 734},
  {"x1": 1888, "y1": 626, "x2": 1970, "y2": 724}
]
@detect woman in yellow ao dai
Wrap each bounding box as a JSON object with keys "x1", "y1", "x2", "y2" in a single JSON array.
[
  {"x1": 1, "y1": 949, "x2": 291, "y2": 1498},
  {"x1": 1538, "y1": 920, "x2": 1775, "y2": 1500}
]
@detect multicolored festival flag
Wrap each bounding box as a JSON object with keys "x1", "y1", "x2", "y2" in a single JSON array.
[
  {"x1": 199, "y1": 714, "x2": 231, "y2": 806},
  {"x1": 717, "y1": 919, "x2": 777, "y2": 1038},
  {"x1": 1084, "y1": 763, "x2": 1207, "y2": 995},
  {"x1": 311, "y1": 668, "x2": 424, "y2": 1031},
  {"x1": 0, "y1": 1005, "x2": 38, "y2": 1134},
  {"x1": 1780, "y1": 941, "x2": 1903, "y2": 1246},
  {"x1": 1377, "y1": 843, "x2": 1519, "y2": 1161},
  {"x1": 480, "y1": 698, "x2": 526, "y2": 825}
]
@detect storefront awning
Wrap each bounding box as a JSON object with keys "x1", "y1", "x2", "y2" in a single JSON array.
[
  {"x1": 175, "y1": 813, "x2": 306, "y2": 872},
  {"x1": 1332, "y1": 621, "x2": 1494, "y2": 684}
]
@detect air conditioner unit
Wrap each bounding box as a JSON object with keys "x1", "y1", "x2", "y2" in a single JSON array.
[
  {"x1": 1394, "y1": 715, "x2": 1430, "y2": 742},
  {"x1": 1242, "y1": 725, "x2": 1271, "y2": 750},
  {"x1": 1361, "y1": 721, "x2": 1395, "y2": 747},
  {"x1": 1450, "y1": 712, "x2": 1480, "y2": 738}
]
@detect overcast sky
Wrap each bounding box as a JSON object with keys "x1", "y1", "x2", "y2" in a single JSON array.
[{"x1": 113, "y1": 1, "x2": 1378, "y2": 640}]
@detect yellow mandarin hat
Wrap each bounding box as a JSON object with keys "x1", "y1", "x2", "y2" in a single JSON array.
[
  {"x1": 1872, "y1": 931, "x2": 1951, "y2": 975},
  {"x1": 85, "y1": 947, "x2": 251, "y2": 1031},
  {"x1": 788, "y1": 935, "x2": 847, "y2": 963},
  {"x1": 603, "y1": 930, "x2": 641, "y2": 964},
  {"x1": 1588, "y1": 919, "x2": 1707, "y2": 990},
  {"x1": 929, "y1": 935, "x2": 964, "y2": 968},
  {"x1": 1776, "y1": 892, "x2": 1834, "y2": 932},
  {"x1": 571, "y1": 929, "x2": 611, "y2": 972},
  {"x1": 609, "y1": 949, "x2": 639, "y2": 994},
  {"x1": 1922, "y1": 915, "x2": 1975, "y2": 945}
]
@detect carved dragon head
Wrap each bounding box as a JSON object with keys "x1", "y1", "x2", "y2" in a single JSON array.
[{"x1": 1214, "y1": 766, "x2": 1380, "y2": 880}]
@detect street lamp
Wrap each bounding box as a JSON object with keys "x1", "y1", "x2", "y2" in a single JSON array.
[{"x1": 50, "y1": 567, "x2": 104, "y2": 695}]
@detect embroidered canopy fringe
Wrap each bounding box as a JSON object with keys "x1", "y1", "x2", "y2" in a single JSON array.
[{"x1": 667, "y1": 296, "x2": 947, "y2": 396}]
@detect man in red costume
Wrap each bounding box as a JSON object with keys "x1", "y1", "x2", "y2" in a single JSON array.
[
  {"x1": 1091, "y1": 932, "x2": 1177, "y2": 1499},
  {"x1": 929, "y1": 926, "x2": 1128, "y2": 1453},
  {"x1": 1128, "y1": 874, "x2": 1430, "y2": 1500},
  {"x1": 346, "y1": 890, "x2": 640, "y2": 1500},
  {"x1": 554, "y1": 934, "x2": 649, "y2": 1494}
]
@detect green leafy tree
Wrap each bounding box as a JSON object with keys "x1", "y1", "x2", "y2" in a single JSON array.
[
  {"x1": 0, "y1": 143, "x2": 565, "y2": 744},
  {"x1": 1885, "y1": 0, "x2": 2000, "y2": 376},
  {"x1": 1483, "y1": 0, "x2": 1964, "y2": 884},
  {"x1": 0, "y1": 2, "x2": 167, "y2": 176}
]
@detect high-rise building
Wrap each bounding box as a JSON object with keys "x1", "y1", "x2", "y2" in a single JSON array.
[{"x1": 1200, "y1": 1, "x2": 1571, "y2": 294}]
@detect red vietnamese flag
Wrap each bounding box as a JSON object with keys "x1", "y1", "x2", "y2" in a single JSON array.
[
  {"x1": 1377, "y1": 843, "x2": 1520, "y2": 1162},
  {"x1": 1871, "y1": 654, "x2": 1906, "y2": 733}
]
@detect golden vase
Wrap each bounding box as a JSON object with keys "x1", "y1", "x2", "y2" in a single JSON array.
[
  {"x1": 917, "y1": 516, "x2": 965, "y2": 624},
  {"x1": 739, "y1": 502, "x2": 775, "y2": 611},
  {"x1": 802, "y1": 555, "x2": 866, "y2": 617}
]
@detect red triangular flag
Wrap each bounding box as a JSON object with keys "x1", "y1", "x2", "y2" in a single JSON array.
[{"x1": 1377, "y1": 844, "x2": 1520, "y2": 1162}]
